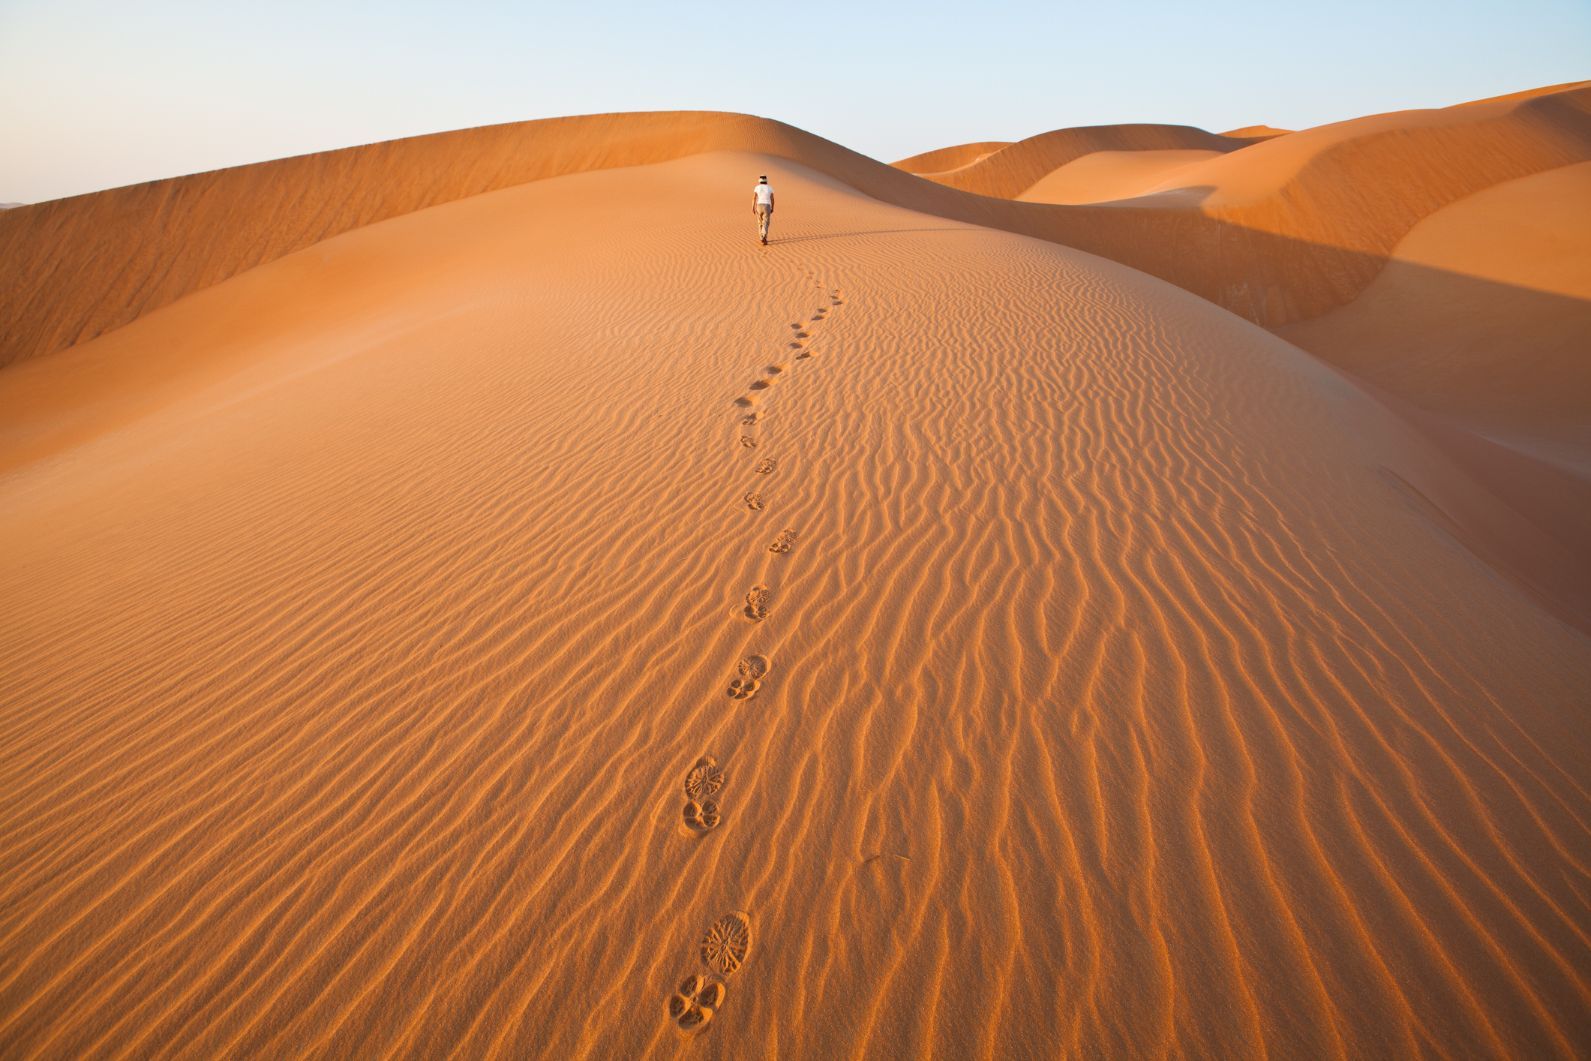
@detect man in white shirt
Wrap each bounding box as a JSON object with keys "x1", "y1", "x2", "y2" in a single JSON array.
[{"x1": 752, "y1": 176, "x2": 775, "y2": 245}]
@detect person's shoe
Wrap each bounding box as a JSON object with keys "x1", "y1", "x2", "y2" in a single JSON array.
[{"x1": 761, "y1": 237, "x2": 767, "y2": 245}]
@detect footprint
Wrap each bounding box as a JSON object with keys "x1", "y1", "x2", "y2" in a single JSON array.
[
  {"x1": 741, "y1": 412, "x2": 760, "y2": 426},
  {"x1": 794, "y1": 331, "x2": 809, "y2": 339},
  {"x1": 788, "y1": 342, "x2": 803, "y2": 350},
  {"x1": 701, "y1": 912, "x2": 752, "y2": 976},
  {"x1": 740, "y1": 436, "x2": 758, "y2": 449},
  {"x1": 685, "y1": 756, "x2": 725, "y2": 800},
  {"x1": 727, "y1": 655, "x2": 769, "y2": 699},
  {"x1": 667, "y1": 974, "x2": 727, "y2": 1033},
  {"x1": 683, "y1": 799, "x2": 721, "y2": 832},
  {"x1": 749, "y1": 379, "x2": 770, "y2": 391},
  {"x1": 767, "y1": 529, "x2": 798, "y2": 554},
  {"x1": 743, "y1": 492, "x2": 764, "y2": 511},
  {"x1": 754, "y1": 458, "x2": 776, "y2": 475},
  {"x1": 795, "y1": 350, "x2": 812, "y2": 360},
  {"x1": 743, "y1": 584, "x2": 771, "y2": 622},
  {"x1": 682, "y1": 756, "x2": 725, "y2": 834}
]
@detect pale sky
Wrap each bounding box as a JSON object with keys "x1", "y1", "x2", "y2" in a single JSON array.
[{"x1": 1, "y1": 0, "x2": 1586, "y2": 204}]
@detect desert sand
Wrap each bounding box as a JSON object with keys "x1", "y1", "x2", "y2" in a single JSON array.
[
  {"x1": 1281, "y1": 161, "x2": 1591, "y2": 444},
  {"x1": 1220, "y1": 124, "x2": 1292, "y2": 139},
  {"x1": 906, "y1": 122, "x2": 1266, "y2": 200},
  {"x1": 1, "y1": 84, "x2": 1589, "y2": 1059},
  {"x1": 1015, "y1": 149, "x2": 1224, "y2": 204},
  {"x1": 891, "y1": 140, "x2": 1013, "y2": 174}
]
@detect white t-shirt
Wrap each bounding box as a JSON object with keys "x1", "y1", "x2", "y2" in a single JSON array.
[{"x1": 753, "y1": 182, "x2": 774, "y2": 206}]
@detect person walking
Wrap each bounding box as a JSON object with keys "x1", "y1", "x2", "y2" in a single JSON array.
[{"x1": 752, "y1": 175, "x2": 775, "y2": 245}]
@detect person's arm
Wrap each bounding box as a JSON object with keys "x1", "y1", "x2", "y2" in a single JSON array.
[{"x1": 769, "y1": 192, "x2": 775, "y2": 211}]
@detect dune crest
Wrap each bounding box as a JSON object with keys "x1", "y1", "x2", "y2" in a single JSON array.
[
  {"x1": 892, "y1": 140, "x2": 1013, "y2": 174},
  {"x1": 913, "y1": 122, "x2": 1263, "y2": 199},
  {"x1": 1016, "y1": 148, "x2": 1225, "y2": 204},
  {"x1": 1220, "y1": 124, "x2": 1291, "y2": 138},
  {"x1": 4, "y1": 82, "x2": 1587, "y2": 376}
]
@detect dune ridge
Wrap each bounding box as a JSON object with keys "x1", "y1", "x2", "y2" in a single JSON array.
[
  {"x1": 910, "y1": 122, "x2": 1263, "y2": 199},
  {"x1": 4, "y1": 83, "x2": 1588, "y2": 375},
  {"x1": 891, "y1": 140, "x2": 1013, "y2": 174},
  {"x1": 1, "y1": 149, "x2": 1589, "y2": 1058},
  {"x1": 0, "y1": 111, "x2": 826, "y2": 367},
  {"x1": 1279, "y1": 161, "x2": 1591, "y2": 439},
  {"x1": 1220, "y1": 124, "x2": 1290, "y2": 138},
  {"x1": 1015, "y1": 149, "x2": 1225, "y2": 205}
]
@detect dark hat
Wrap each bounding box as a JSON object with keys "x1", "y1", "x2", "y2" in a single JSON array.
[{"x1": 759, "y1": 175, "x2": 767, "y2": 181}]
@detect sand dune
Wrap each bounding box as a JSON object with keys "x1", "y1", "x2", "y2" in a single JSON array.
[
  {"x1": 912, "y1": 122, "x2": 1263, "y2": 199},
  {"x1": 0, "y1": 111, "x2": 839, "y2": 367},
  {"x1": 1277, "y1": 160, "x2": 1591, "y2": 603},
  {"x1": 1280, "y1": 161, "x2": 1591, "y2": 441},
  {"x1": 891, "y1": 140, "x2": 1012, "y2": 174},
  {"x1": 6, "y1": 83, "x2": 1587, "y2": 375},
  {"x1": 2, "y1": 141, "x2": 1589, "y2": 1059},
  {"x1": 1119, "y1": 81, "x2": 1591, "y2": 213},
  {"x1": 1016, "y1": 148, "x2": 1224, "y2": 204},
  {"x1": 1220, "y1": 124, "x2": 1290, "y2": 138},
  {"x1": 1455, "y1": 79, "x2": 1591, "y2": 108},
  {"x1": 904, "y1": 82, "x2": 1591, "y2": 338}
]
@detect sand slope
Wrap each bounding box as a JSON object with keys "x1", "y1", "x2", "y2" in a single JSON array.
[
  {"x1": 2, "y1": 151, "x2": 1588, "y2": 1058},
  {"x1": 914, "y1": 123, "x2": 1261, "y2": 199},
  {"x1": 1016, "y1": 149, "x2": 1224, "y2": 204},
  {"x1": 1278, "y1": 160, "x2": 1591, "y2": 602},
  {"x1": 5, "y1": 84, "x2": 1588, "y2": 374},
  {"x1": 0, "y1": 111, "x2": 833, "y2": 367},
  {"x1": 1280, "y1": 162, "x2": 1591, "y2": 444},
  {"x1": 1119, "y1": 81, "x2": 1591, "y2": 213},
  {"x1": 1220, "y1": 124, "x2": 1291, "y2": 139},
  {"x1": 892, "y1": 141, "x2": 1012, "y2": 174}
]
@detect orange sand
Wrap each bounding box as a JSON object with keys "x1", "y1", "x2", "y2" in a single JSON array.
[
  {"x1": 1281, "y1": 162, "x2": 1591, "y2": 444},
  {"x1": 1016, "y1": 149, "x2": 1224, "y2": 204},
  {"x1": 1, "y1": 89, "x2": 1590, "y2": 1059},
  {"x1": 1220, "y1": 124, "x2": 1291, "y2": 139},
  {"x1": 892, "y1": 140, "x2": 1013, "y2": 174},
  {"x1": 6, "y1": 85, "x2": 1588, "y2": 369},
  {"x1": 912, "y1": 122, "x2": 1264, "y2": 199}
]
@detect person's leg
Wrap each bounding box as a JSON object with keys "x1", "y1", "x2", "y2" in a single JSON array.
[{"x1": 758, "y1": 206, "x2": 770, "y2": 242}]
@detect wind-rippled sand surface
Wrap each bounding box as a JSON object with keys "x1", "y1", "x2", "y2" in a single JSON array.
[{"x1": 2, "y1": 150, "x2": 1589, "y2": 1058}]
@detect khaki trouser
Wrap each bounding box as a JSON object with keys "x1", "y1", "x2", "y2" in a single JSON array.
[{"x1": 756, "y1": 203, "x2": 772, "y2": 241}]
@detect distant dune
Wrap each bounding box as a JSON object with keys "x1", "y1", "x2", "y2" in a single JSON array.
[
  {"x1": 1282, "y1": 161, "x2": 1591, "y2": 436},
  {"x1": 910, "y1": 122, "x2": 1263, "y2": 199},
  {"x1": 891, "y1": 140, "x2": 1012, "y2": 174},
  {"x1": 1220, "y1": 124, "x2": 1291, "y2": 138},
  {"x1": 1, "y1": 85, "x2": 1588, "y2": 1057},
  {"x1": 1016, "y1": 148, "x2": 1224, "y2": 204}
]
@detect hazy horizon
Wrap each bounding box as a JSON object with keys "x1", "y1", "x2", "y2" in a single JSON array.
[{"x1": 1, "y1": 0, "x2": 1587, "y2": 204}]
